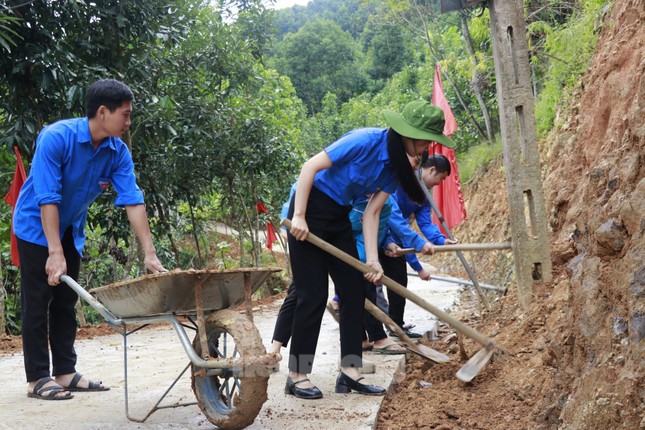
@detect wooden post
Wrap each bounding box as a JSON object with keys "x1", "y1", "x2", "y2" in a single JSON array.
[
  {"x1": 439, "y1": 0, "x2": 553, "y2": 308},
  {"x1": 488, "y1": 0, "x2": 552, "y2": 307}
]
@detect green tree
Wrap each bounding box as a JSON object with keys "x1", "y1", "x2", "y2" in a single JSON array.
[
  {"x1": 271, "y1": 0, "x2": 372, "y2": 39},
  {"x1": 361, "y1": 17, "x2": 418, "y2": 87},
  {"x1": 0, "y1": 0, "x2": 308, "y2": 332},
  {"x1": 270, "y1": 18, "x2": 367, "y2": 113},
  {"x1": 382, "y1": 0, "x2": 497, "y2": 145},
  {"x1": 0, "y1": 12, "x2": 21, "y2": 53}
]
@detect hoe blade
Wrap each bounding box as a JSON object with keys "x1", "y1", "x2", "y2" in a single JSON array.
[{"x1": 456, "y1": 347, "x2": 494, "y2": 382}]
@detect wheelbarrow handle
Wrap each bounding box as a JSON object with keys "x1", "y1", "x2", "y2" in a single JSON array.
[
  {"x1": 281, "y1": 218, "x2": 494, "y2": 349},
  {"x1": 60, "y1": 275, "x2": 122, "y2": 326}
]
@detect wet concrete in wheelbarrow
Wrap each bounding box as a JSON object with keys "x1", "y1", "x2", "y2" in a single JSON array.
[{"x1": 0, "y1": 271, "x2": 461, "y2": 429}]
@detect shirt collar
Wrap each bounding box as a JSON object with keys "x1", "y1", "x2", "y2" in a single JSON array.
[{"x1": 79, "y1": 117, "x2": 117, "y2": 151}]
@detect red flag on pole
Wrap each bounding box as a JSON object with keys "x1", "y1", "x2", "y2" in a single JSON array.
[
  {"x1": 256, "y1": 201, "x2": 277, "y2": 249},
  {"x1": 4, "y1": 146, "x2": 27, "y2": 266},
  {"x1": 265, "y1": 223, "x2": 277, "y2": 250},
  {"x1": 430, "y1": 64, "x2": 467, "y2": 234}
]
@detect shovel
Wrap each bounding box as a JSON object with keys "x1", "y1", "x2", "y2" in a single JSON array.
[
  {"x1": 364, "y1": 299, "x2": 450, "y2": 363},
  {"x1": 393, "y1": 242, "x2": 512, "y2": 255},
  {"x1": 282, "y1": 218, "x2": 495, "y2": 382}
]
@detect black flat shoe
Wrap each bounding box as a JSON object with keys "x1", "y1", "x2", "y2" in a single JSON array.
[
  {"x1": 335, "y1": 371, "x2": 386, "y2": 396},
  {"x1": 285, "y1": 376, "x2": 323, "y2": 399},
  {"x1": 388, "y1": 328, "x2": 423, "y2": 339}
]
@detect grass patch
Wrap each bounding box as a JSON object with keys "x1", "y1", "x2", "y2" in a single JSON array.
[{"x1": 456, "y1": 139, "x2": 503, "y2": 183}]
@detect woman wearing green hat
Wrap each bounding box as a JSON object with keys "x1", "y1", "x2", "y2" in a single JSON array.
[{"x1": 283, "y1": 100, "x2": 454, "y2": 400}]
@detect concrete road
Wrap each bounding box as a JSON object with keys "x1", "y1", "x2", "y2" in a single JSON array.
[{"x1": 0, "y1": 271, "x2": 461, "y2": 430}]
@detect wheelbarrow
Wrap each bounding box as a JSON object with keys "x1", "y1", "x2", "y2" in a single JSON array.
[{"x1": 61, "y1": 267, "x2": 281, "y2": 430}]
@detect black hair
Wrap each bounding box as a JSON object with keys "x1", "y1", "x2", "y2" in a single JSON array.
[
  {"x1": 386, "y1": 129, "x2": 425, "y2": 203},
  {"x1": 422, "y1": 153, "x2": 451, "y2": 176},
  {"x1": 86, "y1": 79, "x2": 134, "y2": 118}
]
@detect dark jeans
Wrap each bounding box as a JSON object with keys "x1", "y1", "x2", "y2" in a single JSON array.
[
  {"x1": 286, "y1": 187, "x2": 365, "y2": 373},
  {"x1": 379, "y1": 250, "x2": 408, "y2": 328},
  {"x1": 18, "y1": 228, "x2": 81, "y2": 382}
]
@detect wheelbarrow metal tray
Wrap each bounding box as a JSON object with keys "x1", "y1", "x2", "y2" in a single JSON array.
[{"x1": 89, "y1": 268, "x2": 280, "y2": 318}]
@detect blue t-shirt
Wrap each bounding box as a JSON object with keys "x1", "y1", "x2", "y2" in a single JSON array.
[
  {"x1": 390, "y1": 185, "x2": 447, "y2": 271},
  {"x1": 314, "y1": 128, "x2": 398, "y2": 205},
  {"x1": 13, "y1": 117, "x2": 144, "y2": 256},
  {"x1": 386, "y1": 199, "x2": 428, "y2": 256},
  {"x1": 349, "y1": 195, "x2": 394, "y2": 262}
]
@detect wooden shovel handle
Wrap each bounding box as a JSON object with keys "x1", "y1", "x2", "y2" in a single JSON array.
[
  {"x1": 364, "y1": 299, "x2": 414, "y2": 345},
  {"x1": 281, "y1": 218, "x2": 494, "y2": 349},
  {"x1": 395, "y1": 242, "x2": 512, "y2": 255}
]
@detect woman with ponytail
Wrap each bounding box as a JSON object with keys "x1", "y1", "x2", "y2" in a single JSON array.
[{"x1": 282, "y1": 100, "x2": 454, "y2": 399}]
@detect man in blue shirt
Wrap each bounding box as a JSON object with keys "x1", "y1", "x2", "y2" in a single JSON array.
[
  {"x1": 382, "y1": 154, "x2": 458, "y2": 338},
  {"x1": 14, "y1": 79, "x2": 166, "y2": 401}
]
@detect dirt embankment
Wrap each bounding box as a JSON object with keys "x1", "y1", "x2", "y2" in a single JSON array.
[{"x1": 377, "y1": 1, "x2": 644, "y2": 429}]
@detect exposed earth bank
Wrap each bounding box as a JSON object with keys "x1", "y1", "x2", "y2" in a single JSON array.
[{"x1": 376, "y1": 1, "x2": 644, "y2": 429}]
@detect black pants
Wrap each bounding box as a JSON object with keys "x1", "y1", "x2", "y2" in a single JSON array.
[
  {"x1": 18, "y1": 228, "x2": 81, "y2": 382},
  {"x1": 274, "y1": 278, "x2": 387, "y2": 346},
  {"x1": 272, "y1": 281, "x2": 297, "y2": 346},
  {"x1": 379, "y1": 250, "x2": 408, "y2": 328},
  {"x1": 363, "y1": 280, "x2": 388, "y2": 342},
  {"x1": 287, "y1": 187, "x2": 365, "y2": 373}
]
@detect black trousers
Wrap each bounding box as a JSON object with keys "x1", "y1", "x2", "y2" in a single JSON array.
[
  {"x1": 362, "y1": 280, "x2": 388, "y2": 342},
  {"x1": 272, "y1": 281, "x2": 297, "y2": 346},
  {"x1": 18, "y1": 228, "x2": 81, "y2": 382},
  {"x1": 287, "y1": 187, "x2": 365, "y2": 373},
  {"x1": 379, "y1": 250, "x2": 408, "y2": 328},
  {"x1": 274, "y1": 279, "x2": 387, "y2": 346}
]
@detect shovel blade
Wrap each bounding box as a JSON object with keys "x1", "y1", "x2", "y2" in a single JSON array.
[
  {"x1": 409, "y1": 343, "x2": 451, "y2": 363},
  {"x1": 455, "y1": 348, "x2": 494, "y2": 382}
]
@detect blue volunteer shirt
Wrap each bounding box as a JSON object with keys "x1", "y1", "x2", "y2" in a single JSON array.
[
  {"x1": 13, "y1": 117, "x2": 144, "y2": 256},
  {"x1": 349, "y1": 195, "x2": 395, "y2": 262},
  {"x1": 389, "y1": 184, "x2": 447, "y2": 271},
  {"x1": 314, "y1": 128, "x2": 398, "y2": 205}
]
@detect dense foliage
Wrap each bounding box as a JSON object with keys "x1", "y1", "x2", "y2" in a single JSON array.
[{"x1": 0, "y1": 0, "x2": 609, "y2": 333}]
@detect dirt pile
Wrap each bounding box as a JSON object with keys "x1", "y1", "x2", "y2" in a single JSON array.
[{"x1": 377, "y1": 1, "x2": 644, "y2": 429}]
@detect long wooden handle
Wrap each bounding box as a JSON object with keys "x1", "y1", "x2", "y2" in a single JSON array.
[
  {"x1": 364, "y1": 299, "x2": 414, "y2": 344},
  {"x1": 281, "y1": 219, "x2": 494, "y2": 349},
  {"x1": 364, "y1": 299, "x2": 451, "y2": 363},
  {"x1": 395, "y1": 242, "x2": 512, "y2": 255}
]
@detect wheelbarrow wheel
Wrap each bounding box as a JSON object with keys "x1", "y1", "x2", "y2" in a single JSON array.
[{"x1": 191, "y1": 309, "x2": 269, "y2": 430}]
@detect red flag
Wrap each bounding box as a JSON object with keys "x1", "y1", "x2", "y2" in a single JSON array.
[
  {"x1": 4, "y1": 146, "x2": 27, "y2": 266},
  {"x1": 256, "y1": 201, "x2": 269, "y2": 215},
  {"x1": 256, "y1": 201, "x2": 277, "y2": 249},
  {"x1": 266, "y1": 222, "x2": 277, "y2": 250},
  {"x1": 430, "y1": 64, "x2": 466, "y2": 234}
]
